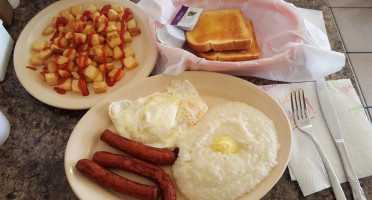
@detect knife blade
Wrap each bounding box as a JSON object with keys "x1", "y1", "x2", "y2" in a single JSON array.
[{"x1": 315, "y1": 78, "x2": 366, "y2": 200}]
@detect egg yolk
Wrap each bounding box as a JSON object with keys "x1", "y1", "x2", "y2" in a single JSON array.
[{"x1": 211, "y1": 136, "x2": 238, "y2": 154}]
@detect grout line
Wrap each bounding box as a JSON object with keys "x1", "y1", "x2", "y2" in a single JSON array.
[
  {"x1": 329, "y1": 6, "x2": 372, "y2": 9},
  {"x1": 328, "y1": 6, "x2": 372, "y2": 122}
]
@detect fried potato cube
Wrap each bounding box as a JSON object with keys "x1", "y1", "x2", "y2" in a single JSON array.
[
  {"x1": 106, "y1": 31, "x2": 121, "y2": 48},
  {"x1": 106, "y1": 24, "x2": 118, "y2": 32},
  {"x1": 50, "y1": 44, "x2": 64, "y2": 53},
  {"x1": 127, "y1": 19, "x2": 137, "y2": 31},
  {"x1": 93, "y1": 71, "x2": 103, "y2": 82},
  {"x1": 58, "y1": 69, "x2": 71, "y2": 78},
  {"x1": 71, "y1": 79, "x2": 81, "y2": 93},
  {"x1": 90, "y1": 34, "x2": 100, "y2": 46},
  {"x1": 123, "y1": 56, "x2": 138, "y2": 70},
  {"x1": 92, "y1": 45, "x2": 113, "y2": 57},
  {"x1": 97, "y1": 24, "x2": 106, "y2": 33},
  {"x1": 43, "y1": 55, "x2": 56, "y2": 65},
  {"x1": 111, "y1": 5, "x2": 123, "y2": 13},
  {"x1": 86, "y1": 4, "x2": 97, "y2": 13},
  {"x1": 60, "y1": 9, "x2": 71, "y2": 18},
  {"x1": 92, "y1": 11, "x2": 100, "y2": 20},
  {"x1": 30, "y1": 53, "x2": 43, "y2": 66},
  {"x1": 43, "y1": 26, "x2": 54, "y2": 35},
  {"x1": 39, "y1": 48, "x2": 53, "y2": 60},
  {"x1": 123, "y1": 31, "x2": 132, "y2": 42},
  {"x1": 83, "y1": 24, "x2": 93, "y2": 35},
  {"x1": 71, "y1": 5, "x2": 83, "y2": 16},
  {"x1": 108, "y1": 68, "x2": 125, "y2": 81},
  {"x1": 55, "y1": 55, "x2": 69, "y2": 65},
  {"x1": 129, "y1": 28, "x2": 141, "y2": 37},
  {"x1": 45, "y1": 72, "x2": 59, "y2": 86},
  {"x1": 93, "y1": 81, "x2": 107, "y2": 93},
  {"x1": 108, "y1": 9, "x2": 119, "y2": 21},
  {"x1": 99, "y1": 63, "x2": 114, "y2": 73},
  {"x1": 76, "y1": 55, "x2": 92, "y2": 68},
  {"x1": 71, "y1": 71, "x2": 80, "y2": 79},
  {"x1": 59, "y1": 78, "x2": 72, "y2": 91},
  {"x1": 93, "y1": 56, "x2": 113, "y2": 63},
  {"x1": 113, "y1": 46, "x2": 122, "y2": 60},
  {"x1": 32, "y1": 40, "x2": 49, "y2": 51},
  {"x1": 124, "y1": 46, "x2": 135, "y2": 57},
  {"x1": 63, "y1": 48, "x2": 77, "y2": 61},
  {"x1": 75, "y1": 33, "x2": 87, "y2": 44},
  {"x1": 47, "y1": 62, "x2": 57, "y2": 73},
  {"x1": 84, "y1": 65, "x2": 99, "y2": 80},
  {"x1": 98, "y1": 35, "x2": 105, "y2": 43},
  {"x1": 66, "y1": 14, "x2": 75, "y2": 23}
]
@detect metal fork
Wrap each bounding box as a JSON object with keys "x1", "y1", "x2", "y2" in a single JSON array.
[{"x1": 291, "y1": 89, "x2": 346, "y2": 200}]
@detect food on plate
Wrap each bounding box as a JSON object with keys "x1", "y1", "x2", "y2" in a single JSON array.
[
  {"x1": 196, "y1": 20, "x2": 261, "y2": 61},
  {"x1": 185, "y1": 9, "x2": 252, "y2": 52},
  {"x1": 108, "y1": 79, "x2": 208, "y2": 148},
  {"x1": 28, "y1": 4, "x2": 141, "y2": 96},
  {"x1": 100, "y1": 129, "x2": 179, "y2": 165},
  {"x1": 172, "y1": 101, "x2": 280, "y2": 200},
  {"x1": 93, "y1": 151, "x2": 177, "y2": 200},
  {"x1": 75, "y1": 159, "x2": 158, "y2": 200}
]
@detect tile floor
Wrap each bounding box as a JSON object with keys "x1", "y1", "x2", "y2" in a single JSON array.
[{"x1": 327, "y1": 0, "x2": 372, "y2": 120}]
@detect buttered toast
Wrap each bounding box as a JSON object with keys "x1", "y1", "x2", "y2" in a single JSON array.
[
  {"x1": 185, "y1": 9, "x2": 252, "y2": 52},
  {"x1": 196, "y1": 20, "x2": 261, "y2": 62}
]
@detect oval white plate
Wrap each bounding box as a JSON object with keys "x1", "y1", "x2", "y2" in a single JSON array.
[
  {"x1": 14, "y1": 0, "x2": 157, "y2": 110},
  {"x1": 64, "y1": 71, "x2": 292, "y2": 200}
]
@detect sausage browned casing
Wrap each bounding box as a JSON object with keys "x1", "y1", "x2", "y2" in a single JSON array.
[
  {"x1": 75, "y1": 159, "x2": 158, "y2": 200},
  {"x1": 93, "y1": 151, "x2": 177, "y2": 200},
  {"x1": 100, "y1": 129, "x2": 179, "y2": 165}
]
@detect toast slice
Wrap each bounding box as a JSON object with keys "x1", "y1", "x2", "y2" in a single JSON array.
[
  {"x1": 185, "y1": 9, "x2": 252, "y2": 52},
  {"x1": 196, "y1": 20, "x2": 261, "y2": 62}
]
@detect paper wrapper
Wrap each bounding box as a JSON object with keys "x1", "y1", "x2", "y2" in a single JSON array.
[{"x1": 137, "y1": 0, "x2": 345, "y2": 82}]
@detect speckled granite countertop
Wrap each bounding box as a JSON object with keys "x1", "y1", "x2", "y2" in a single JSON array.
[{"x1": 0, "y1": 0, "x2": 371, "y2": 199}]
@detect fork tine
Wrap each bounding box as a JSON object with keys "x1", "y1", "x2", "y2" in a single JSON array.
[
  {"x1": 290, "y1": 91, "x2": 295, "y2": 119},
  {"x1": 301, "y1": 89, "x2": 308, "y2": 118}
]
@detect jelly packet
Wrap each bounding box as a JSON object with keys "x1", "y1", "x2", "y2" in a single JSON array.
[{"x1": 171, "y1": 5, "x2": 203, "y2": 31}]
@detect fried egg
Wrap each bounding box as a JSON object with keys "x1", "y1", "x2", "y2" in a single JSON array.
[
  {"x1": 109, "y1": 80, "x2": 208, "y2": 148},
  {"x1": 172, "y1": 101, "x2": 280, "y2": 200}
]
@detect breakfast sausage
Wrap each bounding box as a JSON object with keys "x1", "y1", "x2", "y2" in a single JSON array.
[
  {"x1": 93, "y1": 151, "x2": 177, "y2": 200},
  {"x1": 75, "y1": 159, "x2": 158, "y2": 200},
  {"x1": 100, "y1": 129, "x2": 179, "y2": 165}
]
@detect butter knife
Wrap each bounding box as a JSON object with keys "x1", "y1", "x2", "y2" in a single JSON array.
[{"x1": 316, "y1": 78, "x2": 366, "y2": 200}]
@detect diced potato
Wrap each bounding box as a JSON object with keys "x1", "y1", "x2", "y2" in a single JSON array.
[
  {"x1": 66, "y1": 14, "x2": 75, "y2": 23},
  {"x1": 106, "y1": 31, "x2": 121, "y2": 48},
  {"x1": 97, "y1": 24, "x2": 106, "y2": 33},
  {"x1": 30, "y1": 53, "x2": 43, "y2": 66},
  {"x1": 75, "y1": 33, "x2": 87, "y2": 44},
  {"x1": 59, "y1": 78, "x2": 72, "y2": 91},
  {"x1": 99, "y1": 63, "x2": 114, "y2": 73},
  {"x1": 32, "y1": 40, "x2": 49, "y2": 51},
  {"x1": 124, "y1": 46, "x2": 135, "y2": 57},
  {"x1": 93, "y1": 56, "x2": 113, "y2": 63},
  {"x1": 129, "y1": 28, "x2": 141, "y2": 36},
  {"x1": 108, "y1": 68, "x2": 125, "y2": 81},
  {"x1": 113, "y1": 46, "x2": 122, "y2": 60},
  {"x1": 52, "y1": 36, "x2": 68, "y2": 48},
  {"x1": 92, "y1": 45, "x2": 113, "y2": 57},
  {"x1": 47, "y1": 62, "x2": 57, "y2": 73},
  {"x1": 83, "y1": 24, "x2": 93, "y2": 35},
  {"x1": 90, "y1": 34, "x2": 100, "y2": 46},
  {"x1": 86, "y1": 4, "x2": 97, "y2": 13},
  {"x1": 60, "y1": 9, "x2": 71, "y2": 18},
  {"x1": 39, "y1": 49, "x2": 53, "y2": 59},
  {"x1": 71, "y1": 79, "x2": 81, "y2": 93},
  {"x1": 76, "y1": 55, "x2": 92, "y2": 68},
  {"x1": 93, "y1": 81, "x2": 107, "y2": 93},
  {"x1": 43, "y1": 26, "x2": 54, "y2": 35},
  {"x1": 63, "y1": 48, "x2": 77, "y2": 61},
  {"x1": 43, "y1": 55, "x2": 56, "y2": 65},
  {"x1": 58, "y1": 69, "x2": 71, "y2": 78},
  {"x1": 50, "y1": 44, "x2": 64, "y2": 53},
  {"x1": 111, "y1": 5, "x2": 123, "y2": 13},
  {"x1": 123, "y1": 31, "x2": 132, "y2": 42},
  {"x1": 93, "y1": 72, "x2": 103, "y2": 82},
  {"x1": 108, "y1": 9, "x2": 119, "y2": 21},
  {"x1": 127, "y1": 19, "x2": 137, "y2": 31},
  {"x1": 106, "y1": 24, "x2": 118, "y2": 32},
  {"x1": 92, "y1": 11, "x2": 100, "y2": 20},
  {"x1": 123, "y1": 56, "x2": 138, "y2": 69},
  {"x1": 71, "y1": 71, "x2": 80, "y2": 79},
  {"x1": 98, "y1": 35, "x2": 105, "y2": 43},
  {"x1": 45, "y1": 72, "x2": 59, "y2": 86},
  {"x1": 84, "y1": 65, "x2": 99, "y2": 80},
  {"x1": 55, "y1": 55, "x2": 69, "y2": 65},
  {"x1": 71, "y1": 5, "x2": 83, "y2": 16}
]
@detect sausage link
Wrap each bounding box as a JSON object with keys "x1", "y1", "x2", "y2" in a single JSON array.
[
  {"x1": 93, "y1": 151, "x2": 177, "y2": 200},
  {"x1": 100, "y1": 129, "x2": 179, "y2": 165},
  {"x1": 75, "y1": 159, "x2": 158, "y2": 200}
]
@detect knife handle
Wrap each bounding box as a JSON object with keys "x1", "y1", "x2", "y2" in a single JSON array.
[
  {"x1": 311, "y1": 138, "x2": 347, "y2": 200},
  {"x1": 335, "y1": 141, "x2": 367, "y2": 200}
]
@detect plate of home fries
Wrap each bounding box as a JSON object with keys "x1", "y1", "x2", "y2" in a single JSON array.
[
  {"x1": 64, "y1": 71, "x2": 292, "y2": 200},
  {"x1": 14, "y1": 0, "x2": 157, "y2": 109}
]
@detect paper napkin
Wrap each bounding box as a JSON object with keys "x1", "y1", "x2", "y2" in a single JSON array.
[{"x1": 259, "y1": 80, "x2": 372, "y2": 196}]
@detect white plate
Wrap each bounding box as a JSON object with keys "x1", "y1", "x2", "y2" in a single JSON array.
[
  {"x1": 64, "y1": 71, "x2": 292, "y2": 200},
  {"x1": 14, "y1": 0, "x2": 157, "y2": 110}
]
